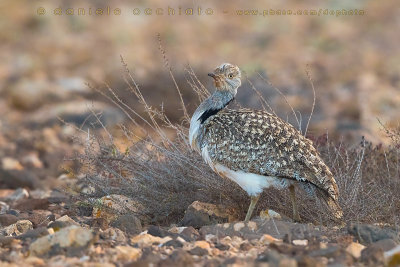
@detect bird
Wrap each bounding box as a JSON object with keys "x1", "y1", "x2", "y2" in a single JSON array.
[{"x1": 189, "y1": 63, "x2": 343, "y2": 222}]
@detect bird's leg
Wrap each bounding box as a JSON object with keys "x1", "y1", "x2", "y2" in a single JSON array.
[
  {"x1": 244, "y1": 194, "x2": 260, "y2": 222},
  {"x1": 289, "y1": 185, "x2": 301, "y2": 222}
]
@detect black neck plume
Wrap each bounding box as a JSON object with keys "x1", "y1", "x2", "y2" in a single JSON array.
[{"x1": 198, "y1": 98, "x2": 234, "y2": 124}]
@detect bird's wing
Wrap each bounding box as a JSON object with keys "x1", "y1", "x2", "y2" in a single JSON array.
[{"x1": 200, "y1": 109, "x2": 339, "y2": 200}]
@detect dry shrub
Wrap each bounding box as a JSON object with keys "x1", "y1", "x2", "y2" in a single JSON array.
[{"x1": 75, "y1": 56, "x2": 400, "y2": 227}]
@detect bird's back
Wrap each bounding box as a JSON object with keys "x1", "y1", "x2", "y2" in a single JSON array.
[{"x1": 198, "y1": 108, "x2": 339, "y2": 201}]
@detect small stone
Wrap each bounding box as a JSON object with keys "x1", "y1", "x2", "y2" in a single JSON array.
[
  {"x1": 231, "y1": 236, "x2": 244, "y2": 248},
  {"x1": 233, "y1": 222, "x2": 245, "y2": 231},
  {"x1": 168, "y1": 226, "x2": 185, "y2": 234},
  {"x1": 179, "y1": 226, "x2": 200, "y2": 242},
  {"x1": 260, "y1": 234, "x2": 280, "y2": 245},
  {"x1": 114, "y1": 245, "x2": 141, "y2": 261},
  {"x1": 17, "y1": 227, "x2": 51, "y2": 240},
  {"x1": 181, "y1": 201, "x2": 234, "y2": 228},
  {"x1": 21, "y1": 210, "x2": 52, "y2": 227},
  {"x1": 373, "y1": 239, "x2": 397, "y2": 252},
  {"x1": 29, "y1": 225, "x2": 95, "y2": 256},
  {"x1": 5, "y1": 188, "x2": 29, "y2": 202},
  {"x1": 293, "y1": 239, "x2": 308, "y2": 246},
  {"x1": 3, "y1": 220, "x2": 33, "y2": 236},
  {"x1": 21, "y1": 153, "x2": 43, "y2": 168},
  {"x1": 361, "y1": 243, "x2": 385, "y2": 265},
  {"x1": 163, "y1": 239, "x2": 184, "y2": 248},
  {"x1": 194, "y1": 240, "x2": 211, "y2": 250},
  {"x1": 0, "y1": 214, "x2": 18, "y2": 227},
  {"x1": 2, "y1": 157, "x2": 23, "y2": 170},
  {"x1": 205, "y1": 234, "x2": 217, "y2": 243},
  {"x1": 260, "y1": 209, "x2": 282, "y2": 220},
  {"x1": 247, "y1": 221, "x2": 257, "y2": 231},
  {"x1": 13, "y1": 198, "x2": 49, "y2": 211},
  {"x1": 147, "y1": 225, "x2": 170, "y2": 238},
  {"x1": 346, "y1": 242, "x2": 366, "y2": 259},
  {"x1": 92, "y1": 195, "x2": 143, "y2": 221},
  {"x1": 176, "y1": 236, "x2": 186, "y2": 244},
  {"x1": 100, "y1": 227, "x2": 126, "y2": 243},
  {"x1": 215, "y1": 243, "x2": 230, "y2": 251},
  {"x1": 348, "y1": 223, "x2": 399, "y2": 244},
  {"x1": 168, "y1": 249, "x2": 194, "y2": 265},
  {"x1": 0, "y1": 201, "x2": 9, "y2": 214},
  {"x1": 111, "y1": 214, "x2": 142, "y2": 235},
  {"x1": 0, "y1": 236, "x2": 15, "y2": 247},
  {"x1": 130, "y1": 234, "x2": 163, "y2": 247},
  {"x1": 189, "y1": 246, "x2": 209, "y2": 256},
  {"x1": 240, "y1": 242, "x2": 253, "y2": 251},
  {"x1": 0, "y1": 169, "x2": 40, "y2": 189}
]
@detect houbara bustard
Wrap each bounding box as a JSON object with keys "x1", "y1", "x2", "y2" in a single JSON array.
[{"x1": 189, "y1": 63, "x2": 343, "y2": 222}]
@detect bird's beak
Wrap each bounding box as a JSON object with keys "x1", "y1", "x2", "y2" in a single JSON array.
[{"x1": 208, "y1": 73, "x2": 216, "y2": 79}]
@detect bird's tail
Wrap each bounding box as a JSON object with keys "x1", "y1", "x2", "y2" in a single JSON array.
[{"x1": 316, "y1": 190, "x2": 343, "y2": 222}]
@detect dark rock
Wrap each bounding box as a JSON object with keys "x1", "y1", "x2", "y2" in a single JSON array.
[
  {"x1": 372, "y1": 238, "x2": 397, "y2": 252},
  {"x1": 240, "y1": 242, "x2": 252, "y2": 251},
  {"x1": 360, "y1": 243, "x2": 385, "y2": 265},
  {"x1": 0, "y1": 236, "x2": 15, "y2": 247},
  {"x1": 16, "y1": 227, "x2": 49, "y2": 240},
  {"x1": 168, "y1": 249, "x2": 194, "y2": 265},
  {"x1": 0, "y1": 169, "x2": 40, "y2": 189},
  {"x1": 163, "y1": 239, "x2": 184, "y2": 248},
  {"x1": 19, "y1": 210, "x2": 52, "y2": 227},
  {"x1": 0, "y1": 201, "x2": 9, "y2": 214},
  {"x1": 111, "y1": 214, "x2": 142, "y2": 235},
  {"x1": 76, "y1": 204, "x2": 93, "y2": 217},
  {"x1": 13, "y1": 198, "x2": 50, "y2": 211},
  {"x1": 348, "y1": 223, "x2": 399, "y2": 244},
  {"x1": 0, "y1": 214, "x2": 18, "y2": 227},
  {"x1": 6, "y1": 210, "x2": 20, "y2": 216},
  {"x1": 137, "y1": 247, "x2": 163, "y2": 264},
  {"x1": 148, "y1": 225, "x2": 170, "y2": 238},
  {"x1": 189, "y1": 246, "x2": 208, "y2": 256},
  {"x1": 181, "y1": 201, "x2": 233, "y2": 228},
  {"x1": 309, "y1": 245, "x2": 342, "y2": 258},
  {"x1": 179, "y1": 226, "x2": 200, "y2": 242},
  {"x1": 215, "y1": 243, "x2": 230, "y2": 251},
  {"x1": 257, "y1": 250, "x2": 283, "y2": 264}
]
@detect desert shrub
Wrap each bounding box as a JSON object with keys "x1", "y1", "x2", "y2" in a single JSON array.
[{"x1": 74, "y1": 57, "x2": 400, "y2": 227}]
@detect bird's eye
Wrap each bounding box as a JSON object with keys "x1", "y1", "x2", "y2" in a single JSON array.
[{"x1": 228, "y1": 73, "x2": 234, "y2": 78}]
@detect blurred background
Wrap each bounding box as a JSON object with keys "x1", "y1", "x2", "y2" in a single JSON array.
[{"x1": 0, "y1": 0, "x2": 399, "y2": 188}]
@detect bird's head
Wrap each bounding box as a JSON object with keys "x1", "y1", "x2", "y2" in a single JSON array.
[{"x1": 208, "y1": 63, "x2": 241, "y2": 95}]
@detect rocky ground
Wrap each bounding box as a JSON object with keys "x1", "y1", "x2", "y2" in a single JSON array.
[{"x1": 1, "y1": 188, "x2": 400, "y2": 267}]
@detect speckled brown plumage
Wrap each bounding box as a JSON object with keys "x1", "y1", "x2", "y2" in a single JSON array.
[{"x1": 198, "y1": 108, "x2": 339, "y2": 201}]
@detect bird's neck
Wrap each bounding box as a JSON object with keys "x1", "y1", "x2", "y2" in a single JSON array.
[
  {"x1": 197, "y1": 90, "x2": 234, "y2": 123},
  {"x1": 189, "y1": 90, "x2": 234, "y2": 151}
]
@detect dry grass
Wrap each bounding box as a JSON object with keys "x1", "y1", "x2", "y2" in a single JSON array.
[{"x1": 73, "y1": 56, "x2": 400, "y2": 227}]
